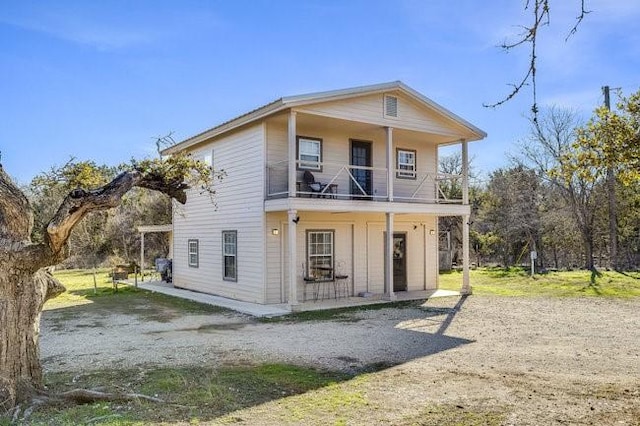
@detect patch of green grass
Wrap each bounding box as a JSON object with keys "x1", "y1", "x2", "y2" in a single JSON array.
[
  {"x1": 45, "y1": 269, "x2": 226, "y2": 317},
  {"x1": 20, "y1": 364, "x2": 352, "y2": 425},
  {"x1": 439, "y1": 267, "x2": 640, "y2": 298},
  {"x1": 227, "y1": 374, "x2": 371, "y2": 425}
]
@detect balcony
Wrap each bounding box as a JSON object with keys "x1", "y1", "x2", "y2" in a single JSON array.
[{"x1": 266, "y1": 160, "x2": 464, "y2": 204}]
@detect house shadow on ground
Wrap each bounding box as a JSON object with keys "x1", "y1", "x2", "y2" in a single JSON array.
[{"x1": 38, "y1": 290, "x2": 473, "y2": 424}]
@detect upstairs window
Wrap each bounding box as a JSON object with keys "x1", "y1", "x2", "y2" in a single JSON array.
[
  {"x1": 222, "y1": 230, "x2": 237, "y2": 281},
  {"x1": 297, "y1": 136, "x2": 323, "y2": 171},
  {"x1": 188, "y1": 239, "x2": 199, "y2": 268},
  {"x1": 396, "y1": 149, "x2": 417, "y2": 179}
]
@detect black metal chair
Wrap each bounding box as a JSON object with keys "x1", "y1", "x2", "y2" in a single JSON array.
[{"x1": 303, "y1": 170, "x2": 327, "y2": 196}]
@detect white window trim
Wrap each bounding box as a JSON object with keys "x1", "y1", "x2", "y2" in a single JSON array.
[
  {"x1": 204, "y1": 148, "x2": 214, "y2": 168},
  {"x1": 188, "y1": 239, "x2": 199, "y2": 268},
  {"x1": 396, "y1": 148, "x2": 417, "y2": 179},
  {"x1": 297, "y1": 136, "x2": 323, "y2": 171},
  {"x1": 306, "y1": 230, "x2": 335, "y2": 280},
  {"x1": 222, "y1": 230, "x2": 237, "y2": 282}
]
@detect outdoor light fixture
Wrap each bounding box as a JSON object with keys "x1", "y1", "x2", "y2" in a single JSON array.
[
  {"x1": 429, "y1": 229, "x2": 436, "y2": 235},
  {"x1": 271, "y1": 228, "x2": 279, "y2": 235}
]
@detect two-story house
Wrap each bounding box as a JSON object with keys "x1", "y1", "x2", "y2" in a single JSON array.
[{"x1": 161, "y1": 81, "x2": 485, "y2": 308}]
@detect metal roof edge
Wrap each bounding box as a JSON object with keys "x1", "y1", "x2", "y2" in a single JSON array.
[
  {"x1": 162, "y1": 98, "x2": 285, "y2": 154},
  {"x1": 395, "y1": 82, "x2": 487, "y2": 140},
  {"x1": 162, "y1": 80, "x2": 486, "y2": 154},
  {"x1": 281, "y1": 81, "x2": 402, "y2": 105}
]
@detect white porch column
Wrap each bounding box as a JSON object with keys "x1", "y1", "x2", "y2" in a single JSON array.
[
  {"x1": 140, "y1": 232, "x2": 145, "y2": 282},
  {"x1": 461, "y1": 214, "x2": 471, "y2": 294},
  {"x1": 461, "y1": 139, "x2": 471, "y2": 294},
  {"x1": 461, "y1": 139, "x2": 469, "y2": 205},
  {"x1": 288, "y1": 110, "x2": 297, "y2": 198},
  {"x1": 288, "y1": 209, "x2": 299, "y2": 306},
  {"x1": 385, "y1": 212, "x2": 396, "y2": 300},
  {"x1": 386, "y1": 126, "x2": 394, "y2": 201}
]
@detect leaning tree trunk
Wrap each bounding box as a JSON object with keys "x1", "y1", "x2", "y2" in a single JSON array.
[
  {"x1": 0, "y1": 163, "x2": 188, "y2": 411},
  {"x1": 0, "y1": 269, "x2": 64, "y2": 409}
]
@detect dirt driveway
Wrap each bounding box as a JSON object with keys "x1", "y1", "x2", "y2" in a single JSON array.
[{"x1": 40, "y1": 295, "x2": 640, "y2": 425}]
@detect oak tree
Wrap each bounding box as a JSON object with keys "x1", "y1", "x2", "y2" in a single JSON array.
[{"x1": 0, "y1": 152, "x2": 213, "y2": 413}]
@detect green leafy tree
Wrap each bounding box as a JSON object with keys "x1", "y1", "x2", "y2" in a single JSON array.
[
  {"x1": 565, "y1": 89, "x2": 640, "y2": 185},
  {"x1": 481, "y1": 166, "x2": 543, "y2": 267},
  {"x1": 616, "y1": 180, "x2": 640, "y2": 268}
]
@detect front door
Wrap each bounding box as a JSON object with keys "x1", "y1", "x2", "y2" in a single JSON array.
[
  {"x1": 350, "y1": 140, "x2": 372, "y2": 199},
  {"x1": 393, "y1": 233, "x2": 407, "y2": 292}
]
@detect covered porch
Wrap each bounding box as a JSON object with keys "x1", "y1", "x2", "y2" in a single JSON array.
[
  {"x1": 266, "y1": 206, "x2": 472, "y2": 309},
  {"x1": 265, "y1": 109, "x2": 473, "y2": 308}
]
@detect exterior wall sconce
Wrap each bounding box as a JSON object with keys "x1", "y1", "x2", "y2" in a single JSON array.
[
  {"x1": 271, "y1": 229, "x2": 279, "y2": 235},
  {"x1": 429, "y1": 229, "x2": 436, "y2": 235}
]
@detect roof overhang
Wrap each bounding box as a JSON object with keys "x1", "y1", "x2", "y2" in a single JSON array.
[{"x1": 162, "y1": 81, "x2": 487, "y2": 155}]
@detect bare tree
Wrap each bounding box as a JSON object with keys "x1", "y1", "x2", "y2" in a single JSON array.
[
  {"x1": 517, "y1": 107, "x2": 604, "y2": 271},
  {"x1": 438, "y1": 153, "x2": 479, "y2": 267},
  {"x1": 485, "y1": 0, "x2": 590, "y2": 117}
]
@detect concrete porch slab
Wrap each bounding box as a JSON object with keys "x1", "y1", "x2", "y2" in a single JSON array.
[
  {"x1": 293, "y1": 288, "x2": 461, "y2": 312},
  {"x1": 130, "y1": 280, "x2": 291, "y2": 318},
  {"x1": 123, "y1": 280, "x2": 460, "y2": 317}
]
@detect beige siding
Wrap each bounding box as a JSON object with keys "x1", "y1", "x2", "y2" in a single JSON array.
[
  {"x1": 264, "y1": 212, "x2": 439, "y2": 303},
  {"x1": 172, "y1": 124, "x2": 266, "y2": 303},
  {"x1": 393, "y1": 142, "x2": 438, "y2": 201},
  {"x1": 266, "y1": 118, "x2": 439, "y2": 201},
  {"x1": 296, "y1": 93, "x2": 464, "y2": 137},
  {"x1": 266, "y1": 119, "x2": 288, "y2": 196},
  {"x1": 265, "y1": 212, "x2": 286, "y2": 303},
  {"x1": 365, "y1": 215, "x2": 438, "y2": 293},
  {"x1": 423, "y1": 215, "x2": 439, "y2": 288},
  {"x1": 273, "y1": 215, "x2": 354, "y2": 303}
]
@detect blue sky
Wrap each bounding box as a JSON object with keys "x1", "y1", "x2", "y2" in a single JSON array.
[{"x1": 1, "y1": 0, "x2": 638, "y2": 184}]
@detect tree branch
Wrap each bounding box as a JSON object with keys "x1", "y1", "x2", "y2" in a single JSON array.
[
  {"x1": 45, "y1": 169, "x2": 188, "y2": 256},
  {"x1": 59, "y1": 388, "x2": 164, "y2": 404},
  {"x1": 35, "y1": 268, "x2": 66, "y2": 302},
  {"x1": 565, "y1": 0, "x2": 590, "y2": 41},
  {"x1": 484, "y1": 0, "x2": 549, "y2": 115}
]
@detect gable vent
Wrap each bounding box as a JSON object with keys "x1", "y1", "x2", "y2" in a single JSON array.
[{"x1": 384, "y1": 95, "x2": 398, "y2": 117}]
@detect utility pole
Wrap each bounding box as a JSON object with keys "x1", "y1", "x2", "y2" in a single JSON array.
[{"x1": 603, "y1": 85, "x2": 618, "y2": 270}]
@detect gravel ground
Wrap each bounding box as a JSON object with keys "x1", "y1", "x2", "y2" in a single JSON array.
[{"x1": 40, "y1": 295, "x2": 640, "y2": 425}]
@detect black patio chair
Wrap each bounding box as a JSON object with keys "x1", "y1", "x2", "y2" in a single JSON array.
[{"x1": 303, "y1": 170, "x2": 328, "y2": 196}]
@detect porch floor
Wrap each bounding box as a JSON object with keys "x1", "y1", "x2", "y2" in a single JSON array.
[
  {"x1": 123, "y1": 279, "x2": 459, "y2": 317},
  {"x1": 129, "y1": 279, "x2": 291, "y2": 317},
  {"x1": 293, "y1": 289, "x2": 460, "y2": 312}
]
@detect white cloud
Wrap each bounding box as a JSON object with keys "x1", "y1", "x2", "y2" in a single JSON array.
[
  {"x1": 0, "y1": 4, "x2": 222, "y2": 51},
  {"x1": 0, "y1": 10, "x2": 158, "y2": 50}
]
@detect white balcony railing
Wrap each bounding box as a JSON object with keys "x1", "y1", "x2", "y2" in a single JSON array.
[{"x1": 266, "y1": 160, "x2": 463, "y2": 204}]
